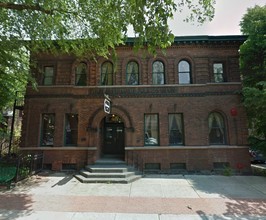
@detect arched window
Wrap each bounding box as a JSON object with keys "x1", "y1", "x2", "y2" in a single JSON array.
[
  {"x1": 152, "y1": 61, "x2": 165, "y2": 85},
  {"x1": 101, "y1": 61, "x2": 113, "y2": 85},
  {"x1": 75, "y1": 63, "x2": 87, "y2": 86},
  {"x1": 208, "y1": 112, "x2": 226, "y2": 145},
  {"x1": 178, "y1": 60, "x2": 191, "y2": 84},
  {"x1": 126, "y1": 61, "x2": 139, "y2": 85}
]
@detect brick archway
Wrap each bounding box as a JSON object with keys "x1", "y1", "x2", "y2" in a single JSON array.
[{"x1": 88, "y1": 105, "x2": 134, "y2": 132}]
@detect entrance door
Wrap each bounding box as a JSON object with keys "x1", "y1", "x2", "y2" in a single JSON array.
[{"x1": 103, "y1": 123, "x2": 125, "y2": 155}]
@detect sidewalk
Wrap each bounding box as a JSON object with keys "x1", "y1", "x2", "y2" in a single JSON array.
[{"x1": 1, "y1": 172, "x2": 266, "y2": 219}]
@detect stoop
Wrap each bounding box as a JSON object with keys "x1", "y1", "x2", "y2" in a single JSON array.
[{"x1": 74, "y1": 158, "x2": 142, "y2": 184}]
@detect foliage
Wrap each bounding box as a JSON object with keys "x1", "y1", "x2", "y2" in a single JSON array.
[
  {"x1": 242, "y1": 84, "x2": 266, "y2": 138},
  {"x1": 0, "y1": 41, "x2": 29, "y2": 110},
  {"x1": 251, "y1": 164, "x2": 266, "y2": 177},
  {"x1": 0, "y1": 0, "x2": 215, "y2": 111},
  {"x1": 239, "y1": 5, "x2": 266, "y2": 147},
  {"x1": 240, "y1": 5, "x2": 266, "y2": 87},
  {"x1": 223, "y1": 165, "x2": 233, "y2": 177},
  {"x1": 248, "y1": 136, "x2": 266, "y2": 155}
]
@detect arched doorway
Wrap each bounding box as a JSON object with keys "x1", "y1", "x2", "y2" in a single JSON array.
[{"x1": 102, "y1": 114, "x2": 125, "y2": 157}]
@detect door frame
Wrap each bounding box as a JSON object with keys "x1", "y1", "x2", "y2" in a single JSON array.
[{"x1": 102, "y1": 115, "x2": 125, "y2": 157}]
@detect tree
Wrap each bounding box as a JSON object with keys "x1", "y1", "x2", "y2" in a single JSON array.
[
  {"x1": 239, "y1": 5, "x2": 266, "y2": 151},
  {"x1": 0, "y1": 0, "x2": 215, "y2": 111}
]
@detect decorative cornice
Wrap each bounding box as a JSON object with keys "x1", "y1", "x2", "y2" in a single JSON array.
[
  {"x1": 123, "y1": 35, "x2": 247, "y2": 47},
  {"x1": 26, "y1": 86, "x2": 241, "y2": 99}
]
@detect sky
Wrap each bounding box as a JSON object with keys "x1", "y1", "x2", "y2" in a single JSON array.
[{"x1": 168, "y1": 0, "x2": 266, "y2": 36}]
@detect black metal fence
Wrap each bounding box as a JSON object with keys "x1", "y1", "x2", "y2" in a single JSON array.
[
  {"x1": 0, "y1": 153, "x2": 43, "y2": 182},
  {"x1": 16, "y1": 153, "x2": 43, "y2": 181}
]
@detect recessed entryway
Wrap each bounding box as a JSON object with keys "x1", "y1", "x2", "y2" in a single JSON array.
[{"x1": 102, "y1": 114, "x2": 125, "y2": 158}]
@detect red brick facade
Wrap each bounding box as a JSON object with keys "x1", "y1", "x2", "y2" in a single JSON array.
[{"x1": 20, "y1": 36, "x2": 251, "y2": 173}]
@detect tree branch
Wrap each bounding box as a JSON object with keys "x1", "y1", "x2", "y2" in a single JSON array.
[{"x1": 0, "y1": 2, "x2": 52, "y2": 14}]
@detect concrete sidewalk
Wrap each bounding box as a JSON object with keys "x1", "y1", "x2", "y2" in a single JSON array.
[{"x1": 1, "y1": 172, "x2": 266, "y2": 219}]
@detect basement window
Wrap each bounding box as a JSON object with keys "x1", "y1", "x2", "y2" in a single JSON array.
[
  {"x1": 144, "y1": 163, "x2": 161, "y2": 174},
  {"x1": 170, "y1": 163, "x2": 186, "y2": 170},
  {"x1": 62, "y1": 164, "x2": 77, "y2": 171},
  {"x1": 213, "y1": 162, "x2": 230, "y2": 170}
]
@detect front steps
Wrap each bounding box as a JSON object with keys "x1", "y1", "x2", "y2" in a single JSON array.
[{"x1": 74, "y1": 158, "x2": 142, "y2": 184}]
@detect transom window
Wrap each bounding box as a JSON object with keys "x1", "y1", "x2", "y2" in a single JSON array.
[
  {"x1": 152, "y1": 61, "x2": 165, "y2": 85},
  {"x1": 213, "y1": 63, "x2": 224, "y2": 83},
  {"x1": 169, "y1": 114, "x2": 184, "y2": 145},
  {"x1": 208, "y1": 112, "x2": 226, "y2": 145},
  {"x1": 75, "y1": 63, "x2": 87, "y2": 86},
  {"x1": 101, "y1": 61, "x2": 113, "y2": 85},
  {"x1": 126, "y1": 61, "x2": 139, "y2": 85},
  {"x1": 144, "y1": 114, "x2": 159, "y2": 146},
  {"x1": 41, "y1": 114, "x2": 55, "y2": 146},
  {"x1": 65, "y1": 114, "x2": 78, "y2": 146},
  {"x1": 43, "y1": 66, "x2": 54, "y2": 85},
  {"x1": 178, "y1": 60, "x2": 191, "y2": 84}
]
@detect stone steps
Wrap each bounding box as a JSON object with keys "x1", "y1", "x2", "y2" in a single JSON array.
[{"x1": 74, "y1": 158, "x2": 142, "y2": 184}]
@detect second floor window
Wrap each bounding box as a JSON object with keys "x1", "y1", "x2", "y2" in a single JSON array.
[
  {"x1": 126, "y1": 61, "x2": 139, "y2": 85},
  {"x1": 178, "y1": 60, "x2": 191, "y2": 84},
  {"x1": 43, "y1": 66, "x2": 54, "y2": 85},
  {"x1": 213, "y1": 63, "x2": 224, "y2": 83},
  {"x1": 152, "y1": 61, "x2": 165, "y2": 85},
  {"x1": 101, "y1": 61, "x2": 113, "y2": 85},
  {"x1": 75, "y1": 63, "x2": 87, "y2": 86}
]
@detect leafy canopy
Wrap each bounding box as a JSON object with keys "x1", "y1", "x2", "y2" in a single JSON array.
[
  {"x1": 0, "y1": 0, "x2": 215, "y2": 110},
  {"x1": 239, "y1": 5, "x2": 266, "y2": 149}
]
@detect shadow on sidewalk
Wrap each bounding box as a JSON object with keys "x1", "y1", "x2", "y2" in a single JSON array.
[
  {"x1": 51, "y1": 175, "x2": 74, "y2": 187},
  {"x1": 196, "y1": 199, "x2": 266, "y2": 219},
  {"x1": 0, "y1": 194, "x2": 33, "y2": 219}
]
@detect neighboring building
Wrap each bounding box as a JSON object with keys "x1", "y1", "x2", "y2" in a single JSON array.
[{"x1": 20, "y1": 35, "x2": 251, "y2": 173}]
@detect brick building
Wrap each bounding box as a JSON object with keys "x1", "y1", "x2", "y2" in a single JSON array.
[{"x1": 20, "y1": 35, "x2": 251, "y2": 173}]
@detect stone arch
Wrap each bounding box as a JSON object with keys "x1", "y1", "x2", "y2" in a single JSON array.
[{"x1": 87, "y1": 105, "x2": 134, "y2": 132}]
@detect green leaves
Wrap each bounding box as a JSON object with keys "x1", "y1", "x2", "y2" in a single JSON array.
[
  {"x1": 1, "y1": 0, "x2": 215, "y2": 55},
  {"x1": 0, "y1": 40, "x2": 29, "y2": 110},
  {"x1": 242, "y1": 85, "x2": 266, "y2": 138},
  {"x1": 177, "y1": 0, "x2": 215, "y2": 23},
  {"x1": 0, "y1": 0, "x2": 216, "y2": 112},
  {"x1": 240, "y1": 5, "x2": 266, "y2": 139}
]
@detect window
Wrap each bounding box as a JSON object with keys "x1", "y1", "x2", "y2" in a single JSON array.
[
  {"x1": 41, "y1": 114, "x2": 55, "y2": 146},
  {"x1": 101, "y1": 61, "x2": 113, "y2": 85},
  {"x1": 169, "y1": 114, "x2": 184, "y2": 145},
  {"x1": 43, "y1": 66, "x2": 54, "y2": 85},
  {"x1": 126, "y1": 61, "x2": 139, "y2": 85},
  {"x1": 208, "y1": 112, "x2": 226, "y2": 145},
  {"x1": 65, "y1": 114, "x2": 78, "y2": 146},
  {"x1": 144, "y1": 114, "x2": 159, "y2": 146},
  {"x1": 152, "y1": 61, "x2": 165, "y2": 85},
  {"x1": 213, "y1": 63, "x2": 224, "y2": 82},
  {"x1": 178, "y1": 60, "x2": 191, "y2": 84},
  {"x1": 75, "y1": 63, "x2": 87, "y2": 86}
]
